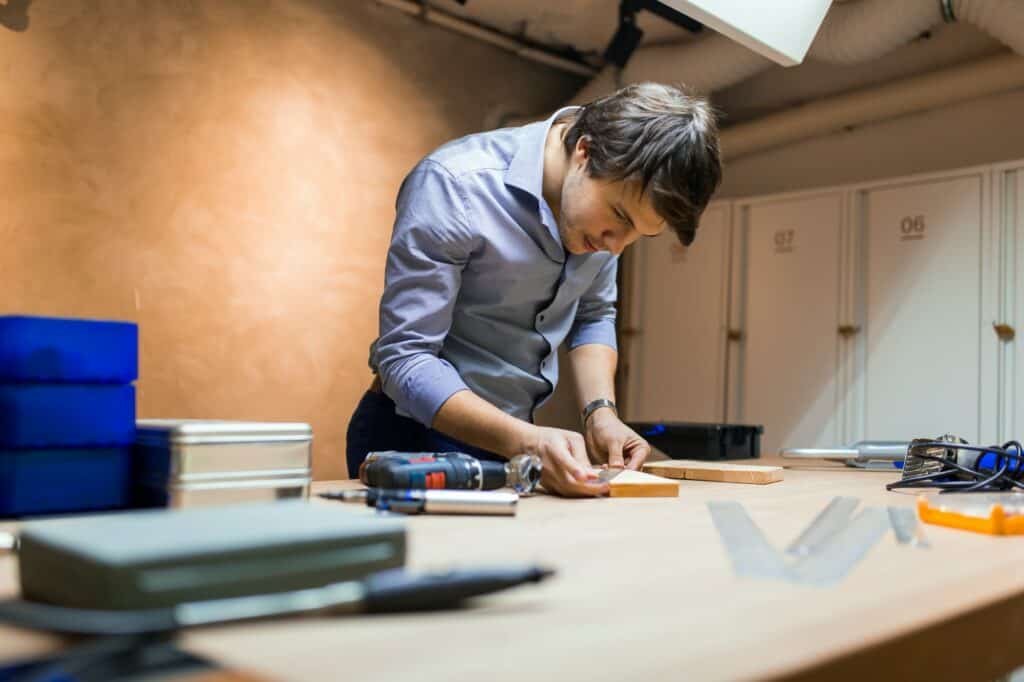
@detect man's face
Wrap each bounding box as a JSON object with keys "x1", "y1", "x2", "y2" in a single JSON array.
[{"x1": 557, "y1": 137, "x2": 667, "y2": 256}]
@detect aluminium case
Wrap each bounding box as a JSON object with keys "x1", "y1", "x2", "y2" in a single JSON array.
[{"x1": 134, "y1": 420, "x2": 312, "y2": 508}]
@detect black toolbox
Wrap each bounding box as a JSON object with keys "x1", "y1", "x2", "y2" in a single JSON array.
[{"x1": 627, "y1": 421, "x2": 764, "y2": 461}]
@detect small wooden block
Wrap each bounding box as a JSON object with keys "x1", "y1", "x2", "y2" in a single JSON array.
[
  {"x1": 642, "y1": 459, "x2": 784, "y2": 485},
  {"x1": 606, "y1": 469, "x2": 680, "y2": 498}
]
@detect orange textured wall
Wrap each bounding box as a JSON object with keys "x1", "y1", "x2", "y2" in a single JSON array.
[{"x1": 0, "y1": 0, "x2": 580, "y2": 479}]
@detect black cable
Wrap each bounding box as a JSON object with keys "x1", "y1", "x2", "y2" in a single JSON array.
[{"x1": 885, "y1": 440, "x2": 1024, "y2": 493}]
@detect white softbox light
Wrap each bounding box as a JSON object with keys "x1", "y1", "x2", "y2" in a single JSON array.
[{"x1": 657, "y1": 0, "x2": 833, "y2": 66}]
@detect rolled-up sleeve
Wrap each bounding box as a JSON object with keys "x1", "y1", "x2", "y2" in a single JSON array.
[
  {"x1": 370, "y1": 160, "x2": 480, "y2": 426},
  {"x1": 567, "y1": 255, "x2": 618, "y2": 351}
]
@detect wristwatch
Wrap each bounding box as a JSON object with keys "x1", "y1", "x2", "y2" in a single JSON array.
[{"x1": 581, "y1": 398, "x2": 617, "y2": 428}]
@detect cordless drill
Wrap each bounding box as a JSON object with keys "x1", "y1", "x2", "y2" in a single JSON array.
[{"x1": 359, "y1": 451, "x2": 542, "y2": 494}]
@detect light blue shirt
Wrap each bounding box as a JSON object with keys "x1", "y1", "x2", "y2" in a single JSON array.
[{"x1": 370, "y1": 107, "x2": 618, "y2": 427}]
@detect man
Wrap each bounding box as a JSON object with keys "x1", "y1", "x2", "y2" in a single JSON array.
[{"x1": 347, "y1": 82, "x2": 722, "y2": 497}]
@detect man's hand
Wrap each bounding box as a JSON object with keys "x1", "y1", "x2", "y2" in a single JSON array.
[
  {"x1": 524, "y1": 426, "x2": 608, "y2": 497},
  {"x1": 585, "y1": 409, "x2": 651, "y2": 470}
]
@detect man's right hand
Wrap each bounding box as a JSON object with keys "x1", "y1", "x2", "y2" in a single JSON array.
[
  {"x1": 431, "y1": 391, "x2": 608, "y2": 497},
  {"x1": 524, "y1": 426, "x2": 608, "y2": 497}
]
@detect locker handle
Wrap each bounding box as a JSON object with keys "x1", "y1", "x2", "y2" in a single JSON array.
[
  {"x1": 993, "y1": 323, "x2": 1016, "y2": 342},
  {"x1": 837, "y1": 325, "x2": 861, "y2": 338},
  {"x1": 726, "y1": 329, "x2": 743, "y2": 342}
]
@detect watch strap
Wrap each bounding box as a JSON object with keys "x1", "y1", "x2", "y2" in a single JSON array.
[{"x1": 581, "y1": 398, "x2": 617, "y2": 427}]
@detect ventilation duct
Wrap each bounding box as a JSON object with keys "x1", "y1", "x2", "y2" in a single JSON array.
[
  {"x1": 569, "y1": 0, "x2": 1024, "y2": 159},
  {"x1": 572, "y1": 0, "x2": 1024, "y2": 102}
]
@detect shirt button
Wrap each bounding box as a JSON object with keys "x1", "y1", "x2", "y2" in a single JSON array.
[{"x1": 538, "y1": 314, "x2": 546, "y2": 322}]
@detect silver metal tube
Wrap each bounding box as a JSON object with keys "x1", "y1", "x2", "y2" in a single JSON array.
[{"x1": 422, "y1": 490, "x2": 518, "y2": 516}]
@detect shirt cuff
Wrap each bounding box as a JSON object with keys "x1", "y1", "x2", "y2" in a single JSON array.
[
  {"x1": 381, "y1": 354, "x2": 469, "y2": 427},
  {"x1": 567, "y1": 319, "x2": 618, "y2": 351}
]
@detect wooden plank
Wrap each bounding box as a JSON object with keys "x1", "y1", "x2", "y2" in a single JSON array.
[
  {"x1": 642, "y1": 459, "x2": 784, "y2": 485},
  {"x1": 605, "y1": 469, "x2": 680, "y2": 497}
]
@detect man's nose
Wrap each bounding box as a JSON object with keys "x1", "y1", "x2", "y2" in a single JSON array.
[{"x1": 602, "y1": 227, "x2": 633, "y2": 255}]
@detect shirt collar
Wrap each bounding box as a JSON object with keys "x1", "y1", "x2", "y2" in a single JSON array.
[
  {"x1": 504, "y1": 106, "x2": 580, "y2": 203},
  {"x1": 505, "y1": 106, "x2": 580, "y2": 264}
]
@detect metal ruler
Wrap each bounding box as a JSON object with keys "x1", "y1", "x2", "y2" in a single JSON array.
[
  {"x1": 785, "y1": 496, "x2": 859, "y2": 557},
  {"x1": 790, "y1": 507, "x2": 891, "y2": 586},
  {"x1": 708, "y1": 497, "x2": 891, "y2": 586},
  {"x1": 888, "y1": 506, "x2": 930, "y2": 548},
  {"x1": 707, "y1": 501, "x2": 792, "y2": 580}
]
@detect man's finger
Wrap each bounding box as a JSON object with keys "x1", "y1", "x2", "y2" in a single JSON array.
[
  {"x1": 625, "y1": 439, "x2": 652, "y2": 470},
  {"x1": 585, "y1": 433, "x2": 606, "y2": 465},
  {"x1": 607, "y1": 439, "x2": 625, "y2": 469},
  {"x1": 556, "y1": 440, "x2": 591, "y2": 482},
  {"x1": 567, "y1": 433, "x2": 593, "y2": 472}
]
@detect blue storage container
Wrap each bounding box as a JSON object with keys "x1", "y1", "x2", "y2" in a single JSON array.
[
  {"x1": 0, "y1": 316, "x2": 138, "y2": 384},
  {"x1": 0, "y1": 447, "x2": 132, "y2": 516},
  {"x1": 0, "y1": 384, "x2": 136, "y2": 448}
]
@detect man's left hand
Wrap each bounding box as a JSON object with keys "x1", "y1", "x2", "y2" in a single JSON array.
[{"x1": 584, "y1": 409, "x2": 651, "y2": 470}]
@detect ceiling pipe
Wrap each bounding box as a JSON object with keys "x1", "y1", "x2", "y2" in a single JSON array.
[
  {"x1": 571, "y1": 0, "x2": 1024, "y2": 102},
  {"x1": 374, "y1": 0, "x2": 599, "y2": 78},
  {"x1": 720, "y1": 52, "x2": 1024, "y2": 160}
]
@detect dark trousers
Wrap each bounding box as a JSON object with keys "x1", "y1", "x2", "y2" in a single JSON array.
[{"x1": 345, "y1": 388, "x2": 504, "y2": 479}]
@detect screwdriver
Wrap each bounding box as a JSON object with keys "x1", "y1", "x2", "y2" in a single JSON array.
[{"x1": 319, "y1": 488, "x2": 519, "y2": 516}]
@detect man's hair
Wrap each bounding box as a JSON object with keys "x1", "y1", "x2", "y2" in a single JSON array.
[{"x1": 561, "y1": 82, "x2": 722, "y2": 246}]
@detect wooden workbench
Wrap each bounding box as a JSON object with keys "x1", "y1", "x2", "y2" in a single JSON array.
[{"x1": 2, "y1": 460, "x2": 1024, "y2": 681}]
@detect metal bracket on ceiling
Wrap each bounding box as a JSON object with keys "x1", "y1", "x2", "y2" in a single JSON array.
[{"x1": 604, "y1": 0, "x2": 703, "y2": 69}]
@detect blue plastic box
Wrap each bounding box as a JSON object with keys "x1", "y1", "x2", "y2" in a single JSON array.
[
  {"x1": 0, "y1": 316, "x2": 138, "y2": 384},
  {"x1": 0, "y1": 447, "x2": 132, "y2": 517},
  {"x1": 0, "y1": 384, "x2": 136, "y2": 448}
]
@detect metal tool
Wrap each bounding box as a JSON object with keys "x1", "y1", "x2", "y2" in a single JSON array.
[
  {"x1": 320, "y1": 488, "x2": 518, "y2": 516},
  {"x1": 708, "y1": 498, "x2": 890, "y2": 586},
  {"x1": 785, "y1": 496, "x2": 859, "y2": 556},
  {"x1": 790, "y1": 507, "x2": 891, "y2": 586},
  {"x1": 707, "y1": 501, "x2": 792, "y2": 580},
  {"x1": 780, "y1": 441, "x2": 908, "y2": 470},
  {"x1": 596, "y1": 467, "x2": 624, "y2": 483},
  {"x1": 887, "y1": 506, "x2": 930, "y2": 547},
  {"x1": 887, "y1": 435, "x2": 1024, "y2": 494},
  {"x1": 360, "y1": 451, "x2": 542, "y2": 494}
]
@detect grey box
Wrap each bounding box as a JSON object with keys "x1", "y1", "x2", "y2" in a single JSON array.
[
  {"x1": 18, "y1": 501, "x2": 406, "y2": 610},
  {"x1": 134, "y1": 420, "x2": 313, "y2": 508}
]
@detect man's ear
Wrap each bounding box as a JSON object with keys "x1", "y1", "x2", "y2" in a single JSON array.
[{"x1": 574, "y1": 136, "x2": 590, "y2": 168}]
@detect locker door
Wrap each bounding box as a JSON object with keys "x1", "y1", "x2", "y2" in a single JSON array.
[
  {"x1": 735, "y1": 193, "x2": 844, "y2": 456},
  {"x1": 1007, "y1": 167, "x2": 1024, "y2": 440},
  {"x1": 625, "y1": 204, "x2": 730, "y2": 422},
  {"x1": 860, "y1": 174, "x2": 987, "y2": 442}
]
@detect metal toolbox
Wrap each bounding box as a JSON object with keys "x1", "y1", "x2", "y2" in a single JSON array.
[{"x1": 134, "y1": 420, "x2": 313, "y2": 508}]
